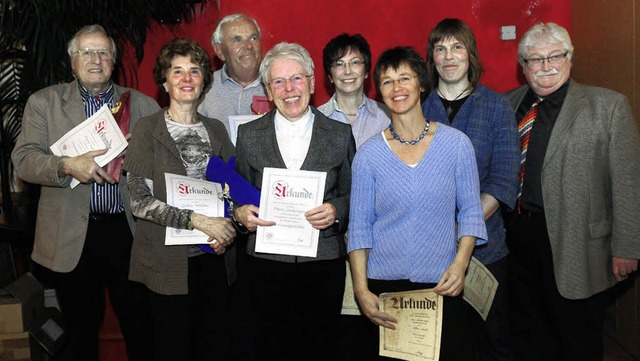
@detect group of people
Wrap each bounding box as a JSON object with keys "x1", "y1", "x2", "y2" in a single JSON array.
[{"x1": 11, "y1": 11, "x2": 640, "y2": 361}]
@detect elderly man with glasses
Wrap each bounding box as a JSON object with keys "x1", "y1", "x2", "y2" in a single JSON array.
[
  {"x1": 12, "y1": 24, "x2": 160, "y2": 361},
  {"x1": 504, "y1": 22, "x2": 640, "y2": 361},
  {"x1": 198, "y1": 13, "x2": 268, "y2": 135}
]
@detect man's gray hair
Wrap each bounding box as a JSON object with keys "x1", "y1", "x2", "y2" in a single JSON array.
[
  {"x1": 67, "y1": 24, "x2": 117, "y2": 59},
  {"x1": 518, "y1": 22, "x2": 573, "y2": 66},
  {"x1": 259, "y1": 42, "x2": 315, "y2": 85},
  {"x1": 211, "y1": 14, "x2": 261, "y2": 45}
]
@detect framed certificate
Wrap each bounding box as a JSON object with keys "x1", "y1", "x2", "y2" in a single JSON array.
[{"x1": 255, "y1": 167, "x2": 327, "y2": 257}]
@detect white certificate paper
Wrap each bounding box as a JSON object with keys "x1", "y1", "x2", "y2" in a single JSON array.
[
  {"x1": 164, "y1": 173, "x2": 224, "y2": 245},
  {"x1": 255, "y1": 167, "x2": 327, "y2": 257},
  {"x1": 228, "y1": 115, "x2": 260, "y2": 146},
  {"x1": 49, "y1": 104, "x2": 127, "y2": 188}
]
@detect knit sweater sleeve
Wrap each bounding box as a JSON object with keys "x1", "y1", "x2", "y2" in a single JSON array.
[{"x1": 347, "y1": 140, "x2": 378, "y2": 253}]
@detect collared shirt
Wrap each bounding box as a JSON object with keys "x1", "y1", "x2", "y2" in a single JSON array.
[
  {"x1": 78, "y1": 81, "x2": 124, "y2": 214},
  {"x1": 317, "y1": 94, "x2": 390, "y2": 149},
  {"x1": 422, "y1": 85, "x2": 520, "y2": 264},
  {"x1": 197, "y1": 64, "x2": 267, "y2": 135},
  {"x1": 274, "y1": 107, "x2": 314, "y2": 170},
  {"x1": 517, "y1": 80, "x2": 570, "y2": 213}
]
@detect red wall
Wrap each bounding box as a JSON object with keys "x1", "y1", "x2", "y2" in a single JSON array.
[{"x1": 122, "y1": 0, "x2": 571, "y2": 106}]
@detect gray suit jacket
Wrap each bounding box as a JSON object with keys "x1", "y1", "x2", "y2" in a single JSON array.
[
  {"x1": 235, "y1": 107, "x2": 356, "y2": 263},
  {"x1": 505, "y1": 80, "x2": 640, "y2": 299},
  {"x1": 12, "y1": 80, "x2": 160, "y2": 272}
]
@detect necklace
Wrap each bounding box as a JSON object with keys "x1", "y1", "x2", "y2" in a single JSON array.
[
  {"x1": 438, "y1": 88, "x2": 469, "y2": 117},
  {"x1": 165, "y1": 109, "x2": 199, "y2": 124},
  {"x1": 389, "y1": 119, "x2": 430, "y2": 145}
]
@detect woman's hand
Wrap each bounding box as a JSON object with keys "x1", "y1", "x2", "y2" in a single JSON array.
[
  {"x1": 434, "y1": 235, "x2": 475, "y2": 296},
  {"x1": 433, "y1": 260, "x2": 467, "y2": 296},
  {"x1": 355, "y1": 288, "x2": 398, "y2": 330},
  {"x1": 305, "y1": 202, "x2": 337, "y2": 230},
  {"x1": 190, "y1": 213, "x2": 236, "y2": 254},
  {"x1": 233, "y1": 205, "x2": 276, "y2": 232}
]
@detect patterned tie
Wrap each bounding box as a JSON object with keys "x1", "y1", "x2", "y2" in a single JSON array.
[{"x1": 517, "y1": 98, "x2": 542, "y2": 199}]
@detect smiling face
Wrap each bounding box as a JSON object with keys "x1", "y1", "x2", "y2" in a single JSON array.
[
  {"x1": 522, "y1": 42, "x2": 572, "y2": 97},
  {"x1": 266, "y1": 58, "x2": 314, "y2": 121},
  {"x1": 329, "y1": 50, "x2": 367, "y2": 96},
  {"x1": 71, "y1": 31, "x2": 114, "y2": 95},
  {"x1": 433, "y1": 36, "x2": 469, "y2": 87},
  {"x1": 164, "y1": 55, "x2": 205, "y2": 106},
  {"x1": 213, "y1": 17, "x2": 262, "y2": 84},
  {"x1": 378, "y1": 63, "x2": 424, "y2": 116}
]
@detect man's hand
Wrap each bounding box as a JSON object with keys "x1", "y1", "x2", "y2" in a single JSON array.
[
  {"x1": 60, "y1": 149, "x2": 115, "y2": 185},
  {"x1": 613, "y1": 257, "x2": 638, "y2": 282}
]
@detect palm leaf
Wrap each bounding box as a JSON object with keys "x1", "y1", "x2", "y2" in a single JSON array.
[{"x1": 0, "y1": 0, "x2": 208, "y2": 220}]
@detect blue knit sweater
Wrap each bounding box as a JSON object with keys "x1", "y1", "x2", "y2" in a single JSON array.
[{"x1": 348, "y1": 123, "x2": 488, "y2": 283}]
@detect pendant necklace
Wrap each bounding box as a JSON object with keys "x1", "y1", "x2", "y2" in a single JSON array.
[
  {"x1": 438, "y1": 88, "x2": 468, "y2": 118},
  {"x1": 389, "y1": 119, "x2": 431, "y2": 145}
]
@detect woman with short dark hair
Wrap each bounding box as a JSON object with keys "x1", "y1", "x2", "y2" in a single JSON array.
[{"x1": 349, "y1": 46, "x2": 487, "y2": 359}]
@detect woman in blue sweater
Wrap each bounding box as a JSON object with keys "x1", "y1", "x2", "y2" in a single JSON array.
[{"x1": 348, "y1": 46, "x2": 487, "y2": 360}]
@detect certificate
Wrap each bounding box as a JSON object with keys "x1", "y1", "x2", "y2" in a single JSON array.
[
  {"x1": 49, "y1": 104, "x2": 127, "y2": 188},
  {"x1": 379, "y1": 289, "x2": 443, "y2": 361},
  {"x1": 462, "y1": 256, "x2": 499, "y2": 320},
  {"x1": 164, "y1": 173, "x2": 224, "y2": 245},
  {"x1": 228, "y1": 115, "x2": 260, "y2": 146},
  {"x1": 255, "y1": 167, "x2": 326, "y2": 257}
]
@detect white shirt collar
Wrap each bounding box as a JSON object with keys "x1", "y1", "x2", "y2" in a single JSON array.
[{"x1": 274, "y1": 107, "x2": 315, "y2": 170}]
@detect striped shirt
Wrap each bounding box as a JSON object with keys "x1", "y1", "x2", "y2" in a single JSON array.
[
  {"x1": 197, "y1": 65, "x2": 267, "y2": 135},
  {"x1": 78, "y1": 82, "x2": 124, "y2": 214}
]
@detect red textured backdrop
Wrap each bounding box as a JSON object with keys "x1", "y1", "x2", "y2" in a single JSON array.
[
  {"x1": 106, "y1": 1, "x2": 572, "y2": 359},
  {"x1": 121, "y1": 0, "x2": 571, "y2": 107}
]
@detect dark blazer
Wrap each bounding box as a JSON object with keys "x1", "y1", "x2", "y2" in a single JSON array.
[
  {"x1": 12, "y1": 80, "x2": 160, "y2": 272},
  {"x1": 235, "y1": 107, "x2": 356, "y2": 263},
  {"x1": 505, "y1": 80, "x2": 640, "y2": 299}
]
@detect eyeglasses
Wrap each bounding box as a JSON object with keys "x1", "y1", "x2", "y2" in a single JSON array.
[
  {"x1": 522, "y1": 52, "x2": 569, "y2": 68},
  {"x1": 269, "y1": 74, "x2": 312, "y2": 90},
  {"x1": 332, "y1": 59, "x2": 365, "y2": 70},
  {"x1": 74, "y1": 48, "x2": 114, "y2": 61},
  {"x1": 380, "y1": 74, "x2": 419, "y2": 89}
]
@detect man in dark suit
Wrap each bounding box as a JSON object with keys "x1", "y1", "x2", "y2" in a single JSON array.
[
  {"x1": 11, "y1": 25, "x2": 160, "y2": 361},
  {"x1": 233, "y1": 42, "x2": 356, "y2": 361},
  {"x1": 504, "y1": 22, "x2": 640, "y2": 361}
]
